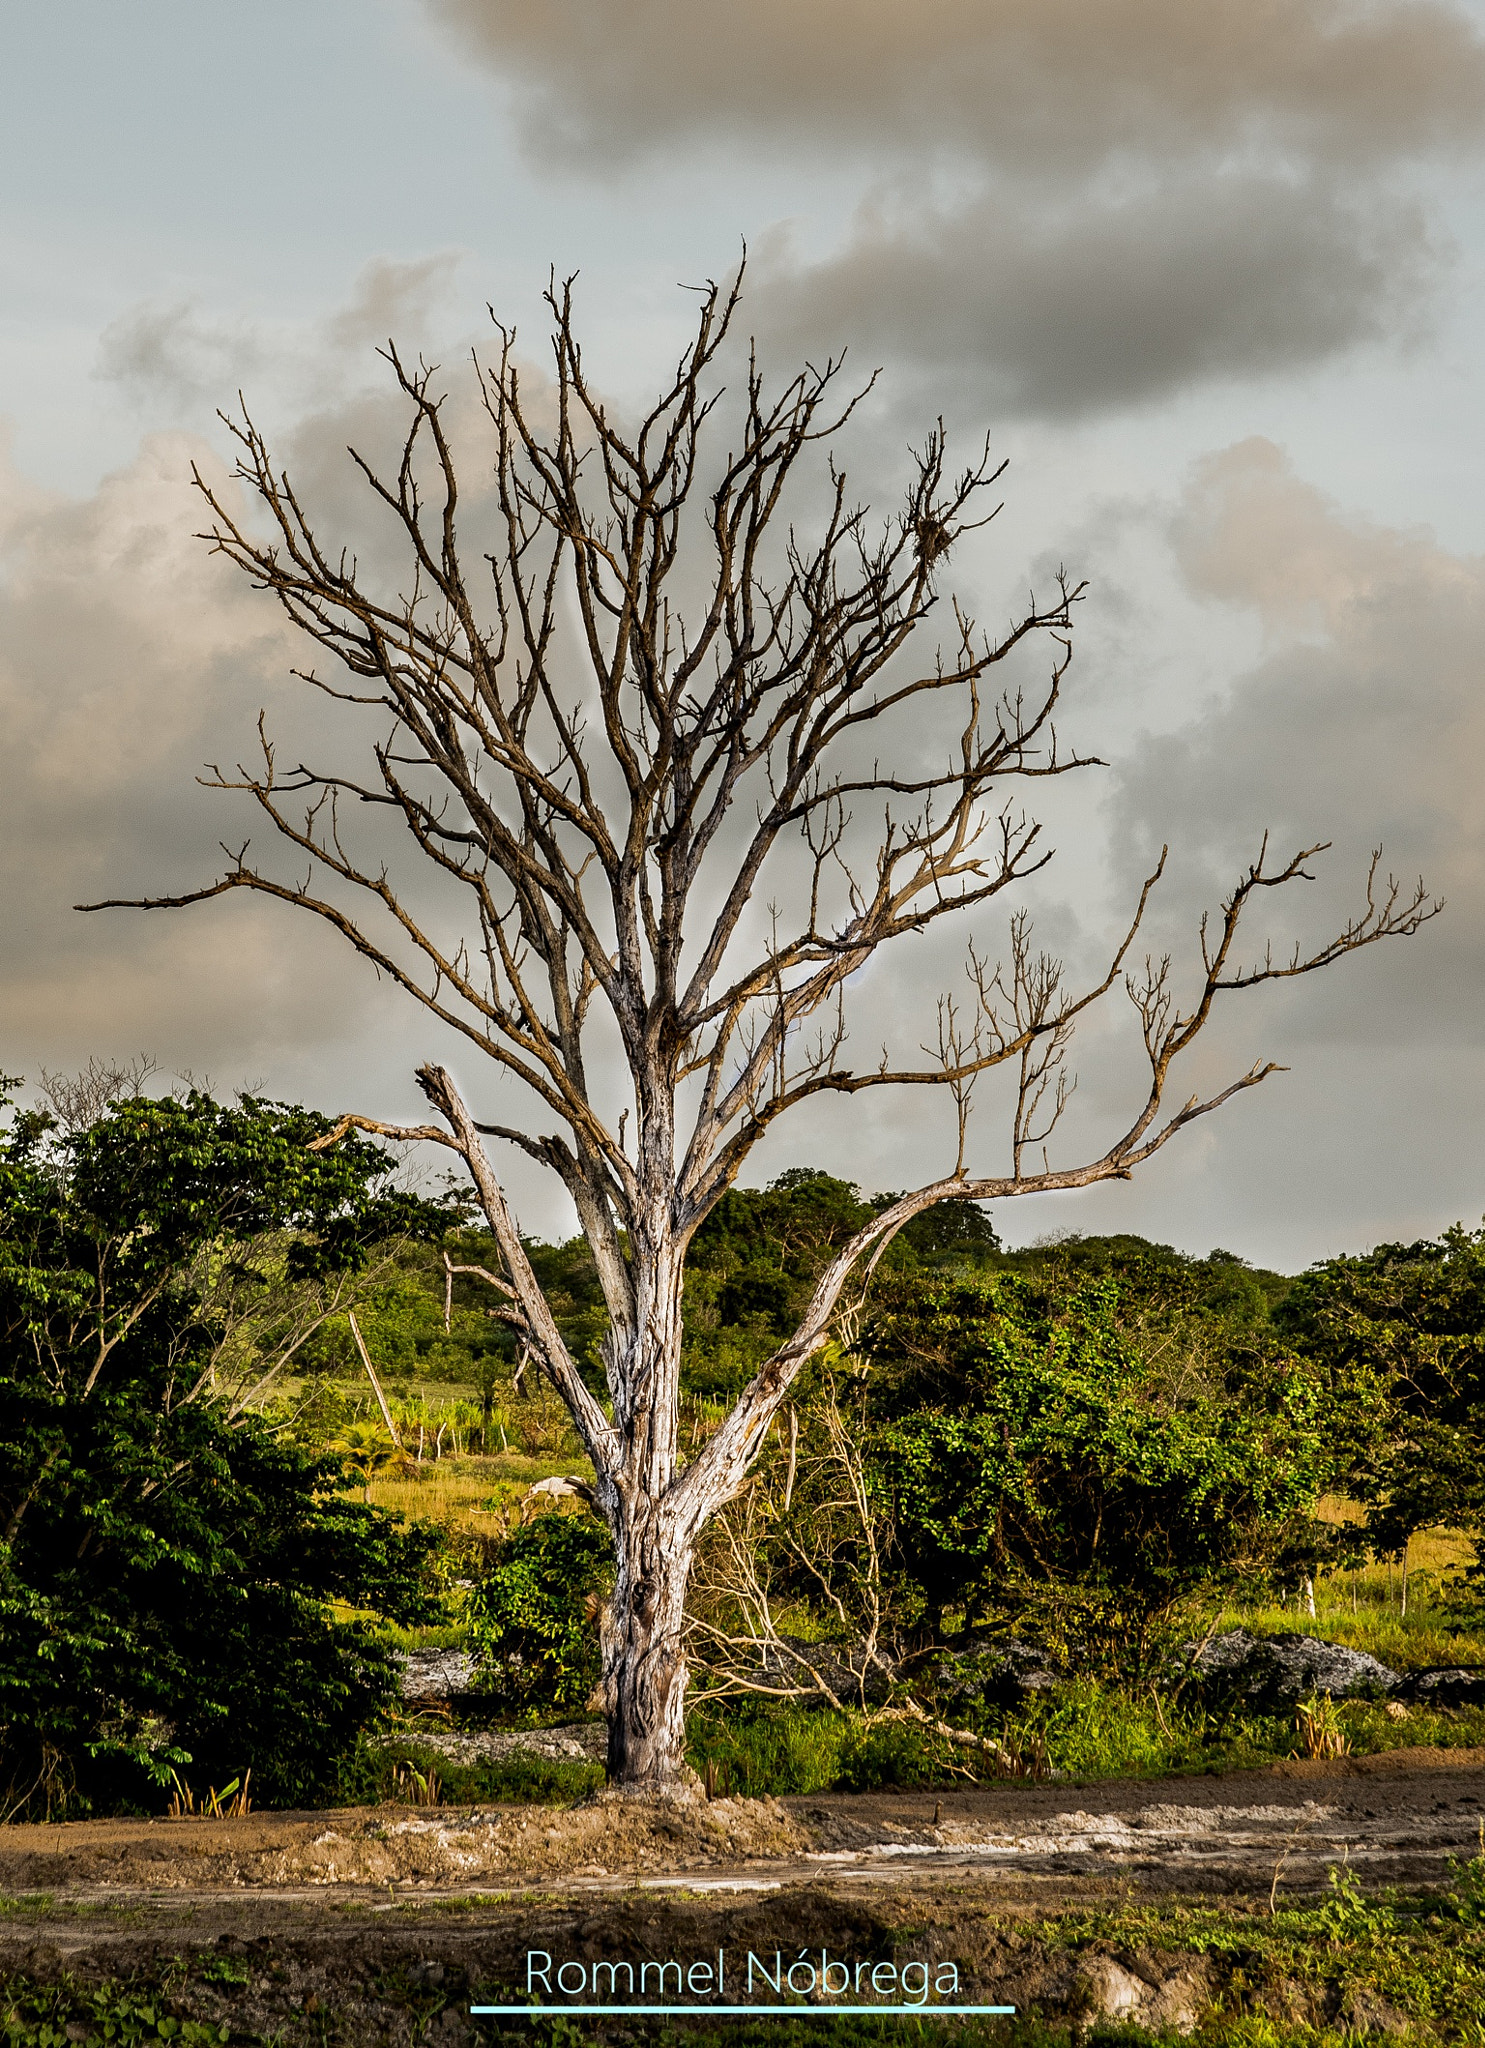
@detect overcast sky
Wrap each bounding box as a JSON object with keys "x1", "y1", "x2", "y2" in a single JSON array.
[{"x1": 4, "y1": 0, "x2": 1485, "y2": 1268}]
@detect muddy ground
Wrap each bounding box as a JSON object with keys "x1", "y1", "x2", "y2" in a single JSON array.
[{"x1": 3, "y1": 1746, "x2": 1483, "y2": 2040}]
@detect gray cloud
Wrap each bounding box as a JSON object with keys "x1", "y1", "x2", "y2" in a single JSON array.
[
  {"x1": 1100, "y1": 440, "x2": 1485, "y2": 1186},
  {"x1": 752, "y1": 176, "x2": 1440, "y2": 418},
  {"x1": 426, "y1": 0, "x2": 1485, "y2": 175},
  {"x1": 13, "y1": 284, "x2": 1485, "y2": 1262},
  {"x1": 877, "y1": 438, "x2": 1485, "y2": 1263},
  {"x1": 0, "y1": 422, "x2": 422, "y2": 1118},
  {"x1": 423, "y1": 0, "x2": 1484, "y2": 414},
  {"x1": 323, "y1": 253, "x2": 464, "y2": 356},
  {"x1": 96, "y1": 254, "x2": 467, "y2": 425},
  {"x1": 96, "y1": 302, "x2": 266, "y2": 413}
]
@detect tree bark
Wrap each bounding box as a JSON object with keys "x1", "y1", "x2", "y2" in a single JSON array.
[
  {"x1": 595, "y1": 1233, "x2": 698, "y2": 1790},
  {"x1": 602, "y1": 1502, "x2": 695, "y2": 1790}
]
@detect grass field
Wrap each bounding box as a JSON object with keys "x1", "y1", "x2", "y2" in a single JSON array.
[
  {"x1": 367, "y1": 1449, "x2": 592, "y2": 1530},
  {"x1": 1221, "y1": 1519, "x2": 1485, "y2": 1670}
]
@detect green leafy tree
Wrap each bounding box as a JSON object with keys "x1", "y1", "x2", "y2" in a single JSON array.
[
  {"x1": 1279, "y1": 1224, "x2": 1485, "y2": 1568},
  {"x1": 999, "y1": 1232, "x2": 1290, "y2": 1335},
  {"x1": 0, "y1": 1084, "x2": 444, "y2": 1815},
  {"x1": 864, "y1": 1271, "x2": 1342, "y2": 1668},
  {"x1": 681, "y1": 1171, "x2": 999, "y2": 1398}
]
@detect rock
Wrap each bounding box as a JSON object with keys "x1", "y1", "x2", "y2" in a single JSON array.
[
  {"x1": 1143, "y1": 1964, "x2": 1214, "y2": 2037},
  {"x1": 1079, "y1": 1957, "x2": 1146, "y2": 2022},
  {"x1": 397, "y1": 1647, "x2": 478, "y2": 1699},
  {"x1": 1076, "y1": 1953, "x2": 1212, "y2": 2036},
  {"x1": 1342, "y1": 1985, "x2": 1413, "y2": 2036},
  {"x1": 385, "y1": 1720, "x2": 608, "y2": 1767},
  {"x1": 1186, "y1": 1629, "x2": 1399, "y2": 1708},
  {"x1": 926, "y1": 1634, "x2": 1063, "y2": 1711},
  {"x1": 1396, "y1": 1666, "x2": 1485, "y2": 1710}
]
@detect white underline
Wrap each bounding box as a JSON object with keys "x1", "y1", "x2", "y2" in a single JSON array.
[{"x1": 471, "y1": 2004, "x2": 1017, "y2": 2017}]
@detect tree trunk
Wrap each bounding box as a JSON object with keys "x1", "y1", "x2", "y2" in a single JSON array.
[
  {"x1": 602, "y1": 1503, "x2": 695, "y2": 1791},
  {"x1": 598, "y1": 1231, "x2": 697, "y2": 1793}
]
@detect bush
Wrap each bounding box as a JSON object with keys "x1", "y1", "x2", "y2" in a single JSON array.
[
  {"x1": 866, "y1": 1271, "x2": 1342, "y2": 1669},
  {"x1": 466, "y1": 1510, "x2": 611, "y2": 1716},
  {"x1": 0, "y1": 1084, "x2": 447, "y2": 1817},
  {"x1": 0, "y1": 1395, "x2": 441, "y2": 1814}
]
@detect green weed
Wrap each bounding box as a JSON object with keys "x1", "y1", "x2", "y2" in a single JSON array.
[
  {"x1": 685, "y1": 1703, "x2": 963, "y2": 1796},
  {"x1": 0, "y1": 1974, "x2": 229, "y2": 2048},
  {"x1": 337, "y1": 1735, "x2": 601, "y2": 1808},
  {"x1": 192, "y1": 1957, "x2": 250, "y2": 1991},
  {"x1": 1036, "y1": 1853, "x2": 1485, "y2": 2042}
]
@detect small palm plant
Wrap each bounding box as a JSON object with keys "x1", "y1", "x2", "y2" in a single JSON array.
[{"x1": 329, "y1": 1419, "x2": 401, "y2": 1499}]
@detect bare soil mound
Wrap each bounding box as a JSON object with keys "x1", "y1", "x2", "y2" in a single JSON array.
[{"x1": 0, "y1": 1795, "x2": 806, "y2": 1894}]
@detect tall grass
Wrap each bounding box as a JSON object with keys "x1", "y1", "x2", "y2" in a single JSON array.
[
  {"x1": 367, "y1": 1447, "x2": 595, "y2": 1528},
  {"x1": 1225, "y1": 1520, "x2": 1485, "y2": 1671},
  {"x1": 339, "y1": 1734, "x2": 601, "y2": 1807},
  {"x1": 685, "y1": 1704, "x2": 972, "y2": 1795}
]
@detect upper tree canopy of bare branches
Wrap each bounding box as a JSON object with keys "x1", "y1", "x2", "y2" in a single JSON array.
[{"x1": 84, "y1": 272, "x2": 1435, "y2": 1790}]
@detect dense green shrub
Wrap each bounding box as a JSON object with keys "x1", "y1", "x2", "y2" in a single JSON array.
[
  {"x1": 680, "y1": 1170, "x2": 1000, "y2": 1399},
  {"x1": 863, "y1": 1271, "x2": 1344, "y2": 1667},
  {"x1": 1280, "y1": 1223, "x2": 1485, "y2": 1579},
  {"x1": 466, "y1": 1510, "x2": 611, "y2": 1716},
  {"x1": 0, "y1": 1085, "x2": 445, "y2": 1816}
]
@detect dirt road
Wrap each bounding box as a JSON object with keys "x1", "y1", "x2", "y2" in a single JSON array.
[
  {"x1": 2, "y1": 1753, "x2": 1482, "y2": 2044},
  {"x1": 2, "y1": 1744, "x2": 1480, "y2": 1904}
]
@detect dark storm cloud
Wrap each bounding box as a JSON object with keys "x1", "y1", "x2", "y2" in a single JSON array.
[{"x1": 425, "y1": 0, "x2": 1485, "y2": 173}]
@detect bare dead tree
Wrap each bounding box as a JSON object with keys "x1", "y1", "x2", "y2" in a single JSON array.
[
  {"x1": 687, "y1": 1377, "x2": 894, "y2": 1713},
  {"x1": 81, "y1": 273, "x2": 1435, "y2": 1793},
  {"x1": 37, "y1": 1056, "x2": 160, "y2": 1135}
]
